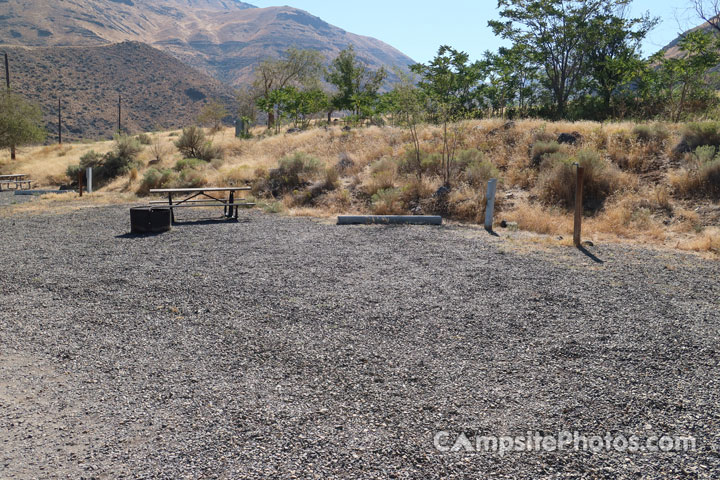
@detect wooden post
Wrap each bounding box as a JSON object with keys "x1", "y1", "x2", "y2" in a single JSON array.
[
  {"x1": 574, "y1": 165, "x2": 584, "y2": 247},
  {"x1": 118, "y1": 94, "x2": 122, "y2": 134},
  {"x1": 58, "y1": 97, "x2": 62, "y2": 144},
  {"x1": 3, "y1": 52, "x2": 9, "y2": 90},
  {"x1": 78, "y1": 171, "x2": 83, "y2": 197},
  {"x1": 485, "y1": 178, "x2": 498, "y2": 231}
]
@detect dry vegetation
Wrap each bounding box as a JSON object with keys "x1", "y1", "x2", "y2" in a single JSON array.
[{"x1": 3, "y1": 119, "x2": 720, "y2": 256}]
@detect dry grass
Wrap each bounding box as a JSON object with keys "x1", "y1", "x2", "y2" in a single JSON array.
[{"x1": 4, "y1": 119, "x2": 720, "y2": 256}]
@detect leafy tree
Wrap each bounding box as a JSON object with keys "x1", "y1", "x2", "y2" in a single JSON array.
[
  {"x1": 584, "y1": 5, "x2": 658, "y2": 117},
  {"x1": 326, "y1": 45, "x2": 387, "y2": 123},
  {"x1": 283, "y1": 88, "x2": 330, "y2": 129},
  {"x1": 489, "y1": 0, "x2": 636, "y2": 119},
  {"x1": 0, "y1": 91, "x2": 46, "y2": 160},
  {"x1": 654, "y1": 31, "x2": 720, "y2": 122},
  {"x1": 411, "y1": 46, "x2": 483, "y2": 184},
  {"x1": 198, "y1": 100, "x2": 229, "y2": 133},
  {"x1": 388, "y1": 75, "x2": 426, "y2": 178},
  {"x1": 481, "y1": 45, "x2": 541, "y2": 117},
  {"x1": 254, "y1": 48, "x2": 324, "y2": 128}
]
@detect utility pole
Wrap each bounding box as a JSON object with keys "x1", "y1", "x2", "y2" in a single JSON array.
[
  {"x1": 4, "y1": 52, "x2": 15, "y2": 160},
  {"x1": 58, "y1": 97, "x2": 62, "y2": 144}
]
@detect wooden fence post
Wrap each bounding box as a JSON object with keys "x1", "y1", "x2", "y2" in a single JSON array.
[
  {"x1": 485, "y1": 178, "x2": 498, "y2": 231},
  {"x1": 574, "y1": 165, "x2": 584, "y2": 247},
  {"x1": 78, "y1": 171, "x2": 83, "y2": 197}
]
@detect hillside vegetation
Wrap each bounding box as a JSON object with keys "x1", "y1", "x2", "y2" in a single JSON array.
[
  {"x1": 3, "y1": 42, "x2": 233, "y2": 141},
  {"x1": 3, "y1": 120, "x2": 719, "y2": 255}
]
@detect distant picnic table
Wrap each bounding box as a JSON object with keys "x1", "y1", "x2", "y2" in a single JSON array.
[
  {"x1": 0, "y1": 174, "x2": 31, "y2": 191},
  {"x1": 149, "y1": 187, "x2": 254, "y2": 222}
]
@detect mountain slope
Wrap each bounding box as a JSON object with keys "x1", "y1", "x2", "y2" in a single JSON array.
[
  {"x1": 4, "y1": 42, "x2": 234, "y2": 141},
  {"x1": 0, "y1": 0, "x2": 415, "y2": 85}
]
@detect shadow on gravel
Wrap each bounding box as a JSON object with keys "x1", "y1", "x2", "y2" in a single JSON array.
[
  {"x1": 115, "y1": 232, "x2": 168, "y2": 239},
  {"x1": 577, "y1": 246, "x2": 604, "y2": 264},
  {"x1": 172, "y1": 218, "x2": 249, "y2": 227}
]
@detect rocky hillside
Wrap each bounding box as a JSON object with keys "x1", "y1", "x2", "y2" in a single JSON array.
[
  {"x1": 0, "y1": 0, "x2": 415, "y2": 85},
  {"x1": 3, "y1": 42, "x2": 234, "y2": 141}
]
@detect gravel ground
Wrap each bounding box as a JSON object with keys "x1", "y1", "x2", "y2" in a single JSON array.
[{"x1": 1, "y1": 198, "x2": 719, "y2": 479}]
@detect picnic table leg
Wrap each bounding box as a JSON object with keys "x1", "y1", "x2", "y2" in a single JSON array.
[
  {"x1": 168, "y1": 193, "x2": 175, "y2": 223},
  {"x1": 228, "y1": 191, "x2": 235, "y2": 219}
]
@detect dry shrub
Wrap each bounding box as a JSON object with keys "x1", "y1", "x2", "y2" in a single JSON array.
[
  {"x1": 537, "y1": 150, "x2": 627, "y2": 211},
  {"x1": 680, "y1": 122, "x2": 720, "y2": 151},
  {"x1": 371, "y1": 188, "x2": 405, "y2": 215},
  {"x1": 531, "y1": 141, "x2": 563, "y2": 167},
  {"x1": 670, "y1": 148, "x2": 720, "y2": 199},
  {"x1": 447, "y1": 186, "x2": 486, "y2": 222},
  {"x1": 680, "y1": 229, "x2": 720, "y2": 255},
  {"x1": 505, "y1": 201, "x2": 572, "y2": 235},
  {"x1": 138, "y1": 168, "x2": 177, "y2": 195}
]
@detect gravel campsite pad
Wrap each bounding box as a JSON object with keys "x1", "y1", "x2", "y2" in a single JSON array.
[{"x1": 1, "y1": 202, "x2": 719, "y2": 479}]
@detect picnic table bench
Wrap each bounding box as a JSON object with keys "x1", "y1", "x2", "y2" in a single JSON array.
[
  {"x1": 149, "y1": 187, "x2": 255, "y2": 222},
  {"x1": 0, "y1": 174, "x2": 31, "y2": 191}
]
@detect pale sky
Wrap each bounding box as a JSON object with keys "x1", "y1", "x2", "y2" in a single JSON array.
[{"x1": 249, "y1": 0, "x2": 701, "y2": 63}]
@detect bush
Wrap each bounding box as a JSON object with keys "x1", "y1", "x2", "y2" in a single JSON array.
[
  {"x1": 633, "y1": 123, "x2": 668, "y2": 144},
  {"x1": 463, "y1": 159, "x2": 500, "y2": 188},
  {"x1": 680, "y1": 122, "x2": 720, "y2": 151},
  {"x1": 65, "y1": 136, "x2": 143, "y2": 187},
  {"x1": 175, "y1": 126, "x2": 206, "y2": 158},
  {"x1": 178, "y1": 168, "x2": 207, "y2": 188},
  {"x1": 138, "y1": 168, "x2": 177, "y2": 195},
  {"x1": 673, "y1": 147, "x2": 720, "y2": 199},
  {"x1": 260, "y1": 152, "x2": 322, "y2": 195},
  {"x1": 136, "y1": 133, "x2": 152, "y2": 145},
  {"x1": 175, "y1": 158, "x2": 206, "y2": 171},
  {"x1": 371, "y1": 188, "x2": 405, "y2": 215},
  {"x1": 531, "y1": 141, "x2": 563, "y2": 167},
  {"x1": 537, "y1": 149, "x2": 621, "y2": 211}
]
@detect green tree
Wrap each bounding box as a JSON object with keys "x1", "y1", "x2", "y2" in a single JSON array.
[
  {"x1": 388, "y1": 75, "x2": 426, "y2": 178},
  {"x1": 654, "y1": 31, "x2": 720, "y2": 122},
  {"x1": 489, "y1": 0, "x2": 635, "y2": 118},
  {"x1": 584, "y1": 6, "x2": 658, "y2": 117},
  {"x1": 283, "y1": 88, "x2": 330, "y2": 129},
  {"x1": 0, "y1": 91, "x2": 46, "y2": 160},
  {"x1": 326, "y1": 45, "x2": 387, "y2": 123},
  {"x1": 481, "y1": 45, "x2": 540, "y2": 117},
  {"x1": 198, "y1": 100, "x2": 229, "y2": 133},
  {"x1": 411, "y1": 46, "x2": 483, "y2": 184},
  {"x1": 254, "y1": 48, "x2": 324, "y2": 128}
]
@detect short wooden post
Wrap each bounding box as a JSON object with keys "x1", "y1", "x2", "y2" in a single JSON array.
[
  {"x1": 574, "y1": 165, "x2": 584, "y2": 247},
  {"x1": 485, "y1": 178, "x2": 498, "y2": 231},
  {"x1": 78, "y1": 171, "x2": 83, "y2": 197}
]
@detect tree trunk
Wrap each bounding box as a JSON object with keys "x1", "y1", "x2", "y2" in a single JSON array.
[{"x1": 10, "y1": 145, "x2": 15, "y2": 160}]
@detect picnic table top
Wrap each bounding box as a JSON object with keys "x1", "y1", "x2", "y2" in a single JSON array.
[
  {"x1": 0, "y1": 174, "x2": 28, "y2": 179},
  {"x1": 150, "y1": 187, "x2": 251, "y2": 193}
]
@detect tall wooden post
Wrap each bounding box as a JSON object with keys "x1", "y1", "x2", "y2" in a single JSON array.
[
  {"x1": 4, "y1": 52, "x2": 15, "y2": 160},
  {"x1": 58, "y1": 97, "x2": 62, "y2": 144},
  {"x1": 485, "y1": 178, "x2": 498, "y2": 231},
  {"x1": 574, "y1": 165, "x2": 585, "y2": 247},
  {"x1": 3, "y1": 52, "x2": 9, "y2": 90},
  {"x1": 78, "y1": 171, "x2": 84, "y2": 197}
]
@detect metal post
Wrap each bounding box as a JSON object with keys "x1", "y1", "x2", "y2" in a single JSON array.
[
  {"x1": 86, "y1": 167, "x2": 93, "y2": 194},
  {"x1": 574, "y1": 165, "x2": 584, "y2": 247},
  {"x1": 485, "y1": 178, "x2": 498, "y2": 231}
]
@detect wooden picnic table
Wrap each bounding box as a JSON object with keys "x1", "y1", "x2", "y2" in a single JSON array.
[
  {"x1": 149, "y1": 187, "x2": 254, "y2": 222},
  {"x1": 0, "y1": 174, "x2": 31, "y2": 191}
]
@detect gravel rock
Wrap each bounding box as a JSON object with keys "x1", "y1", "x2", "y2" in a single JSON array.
[{"x1": 1, "y1": 204, "x2": 719, "y2": 478}]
